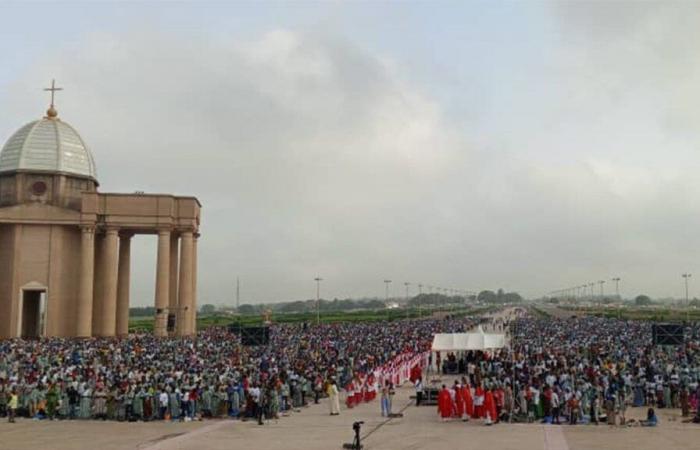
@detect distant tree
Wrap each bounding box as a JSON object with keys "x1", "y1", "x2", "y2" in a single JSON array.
[
  {"x1": 129, "y1": 306, "x2": 155, "y2": 317},
  {"x1": 200, "y1": 304, "x2": 217, "y2": 315},
  {"x1": 689, "y1": 298, "x2": 700, "y2": 307},
  {"x1": 478, "y1": 290, "x2": 498, "y2": 303},
  {"x1": 496, "y1": 288, "x2": 505, "y2": 302},
  {"x1": 503, "y1": 292, "x2": 523, "y2": 303},
  {"x1": 279, "y1": 300, "x2": 308, "y2": 313},
  {"x1": 634, "y1": 295, "x2": 652, "y2": 306},
  {"x1": 238, "y1": 304, "x2": 257, "y2": 314}
]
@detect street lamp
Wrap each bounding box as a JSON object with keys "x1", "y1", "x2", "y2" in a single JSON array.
[
  {"x1": 384, "y1": 279, "x2": 392, "y2": 320},
  {"x1": 611, "y1": 277, "x2": 621, "y2": 298},
  {"x1": 598, "y1": 280, "x2": 605, "y2": 299},
  {"x1": 683, "y1": 273, "x2": 691, "y2": 321},
  {"x1": 404, "y1": 282, "x2": 410, "y2": 319},
  {"x1": 418, "y1": 284, "x2": 423, "y2": 318},
  {"x1": 314, "y1": 277, "x2": 323, "y2": 325}
]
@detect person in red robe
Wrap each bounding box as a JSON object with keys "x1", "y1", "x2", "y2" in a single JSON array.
[
  {"x1": 453, "y1": 381, "x2": 464, "y2": 419},
  {"x1": 345, "y1": 380, "x2": 355, "y2": 408},
  {"x1": 484, "y1": 387, "x2": 498, "y2": 425},
  {"x1": 409, "y1": 365, "x2": 422, "y2": 384},
  {"x1": 473, "y1": 384, "x2": 485, "y2": 418},
  {"x1": 494, "y1": 385, "x2": 505, "y2": 421},
  {"x1": 461, "y1": 377, "x2": 474, "y2": 419},
  {"x1": 437, "y1": 385, "x2": 452, "y2": 421}
]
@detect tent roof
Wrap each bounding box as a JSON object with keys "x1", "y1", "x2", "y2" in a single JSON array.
[{"x1": 431, "y1": 327, "x2": 506, "y2": 351}]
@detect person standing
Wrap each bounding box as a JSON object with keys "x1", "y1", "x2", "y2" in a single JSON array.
[
  {"x1": 680, "y1": 385, "x2": 690, "y2": 418},
  {"x1": 551, "y1": 388, "x2": 560, "y2": 425},
  {"x1": 605, "y1": 390, "x2": 616, "y2": 426},
  {"x1": 437, "y1": 385, "x2": 452, "y2": 422},
  {"x1": 453, "y1": 381, "x2": 464, "y2": 420},
  {"x1": 8, "y1": 389, "x2": 18, "y2": 423},
  {"x1": 45, "y1": 384, "x2": 59, "y2": 420},
  {"x1": 94, "y1": 387, "x2": 107, "y2": 420},
  {"x1": 484, "y1": 387, "x2": 497, "y2": 425},
  {"x1": 461, "y1": 378, "x2": 474, "y2": 419},
  {"x1": 381, "y1": 381, "x2": 394, "y2": 417},
  {"x1": 327, "y1": 379, "x2": 340, "y2": 416},
  {"x1": 414, "y1": 378, "x2": 423, "y2": 407},
  {"x1": 617, "y1": 389, "x2": 627, "y2": 426},
  {"x1": 159, "y1": 389, "x2": 169, "y2": 420}
]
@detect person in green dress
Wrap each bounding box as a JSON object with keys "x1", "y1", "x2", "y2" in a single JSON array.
[{"x1": 45, "y1": 384, "x2": 59, "y2": 420}]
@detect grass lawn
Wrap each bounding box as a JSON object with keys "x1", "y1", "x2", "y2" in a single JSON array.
[{"x1": 129, "y1": 305, "x2": 494, "y2": 332}]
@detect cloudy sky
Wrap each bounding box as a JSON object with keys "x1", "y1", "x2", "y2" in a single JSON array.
[{"x1": 1, "y1": 1, "x2": 699, "y2": 305}]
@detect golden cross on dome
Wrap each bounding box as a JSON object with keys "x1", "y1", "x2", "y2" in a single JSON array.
[{"x1": 44, "y1": 79, "x2": 63, "y2": 108}]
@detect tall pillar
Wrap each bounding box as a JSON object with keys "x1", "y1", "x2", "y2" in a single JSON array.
[
  {"x1": 99, "y1": 228, "x2": 120, "y2": 337},
  {"x1": 191, "y1": 233, "x2": 199, "y2": 334},
  {"x1": 92, "y1": 233, "x2": 105, "y2": 333},
  {"x1": 154, "y1": 229, "x2": 171, "y2": 337},
  {"x1": 116, "y1": 233, "x2": 132, "y2": 336},
  {"x1": 177, "y1": 231, "x2": 194, "y2": 336},
  {"x1": 77, "y1": 227, "x2": 95, "y2": 337},
  {"x1": 168, "y1": 234, "x2": 179, "y2": 335}
]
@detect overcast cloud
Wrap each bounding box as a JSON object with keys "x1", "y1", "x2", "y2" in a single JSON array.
[{"x1": 1, "y1": 2, "x2": 700, "y2": 305}]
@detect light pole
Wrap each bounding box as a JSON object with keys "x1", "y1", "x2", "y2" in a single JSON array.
[
  {"x1": 418, "y1": 284, "x2": 423, "y2": 318},
  {"x1": 598, "y1": 280, "x2": 605, "y2": 299},
  {"x1": 314, "y1": 277, "x2": 323, "y2": 325},
  {"x1": 589, "y1": 282, "x2": 595, "y2": 302},
  {"x1": 404, "y1": 282, "x2": 410, "y2": 319},
  {"x1": 384, "y1": 279, "x2": 392, "y2": 320},
  {"x1": 611, "y1": 277, "x2": 621, "y2": 298},
  {"x1": 683, "y1": 273, "x2": 691, "y2": 321}
]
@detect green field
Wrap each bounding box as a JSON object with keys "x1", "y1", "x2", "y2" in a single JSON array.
[
  {"x1": 128, "y1": 305, "x2": 492, "y2": 332},
  {"x1": 556, "y1": 305, "x2": 700, "y2": 322}
]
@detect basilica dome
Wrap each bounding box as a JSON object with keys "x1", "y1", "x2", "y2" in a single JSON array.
[{"x1": 0, "y1": 114, "x2": 97, "y2": 182}]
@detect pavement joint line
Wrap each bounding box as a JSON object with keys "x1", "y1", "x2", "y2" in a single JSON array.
[
  {"x1": 542, "y1": 425, "x2": 570, "y2": 450},
  {"x1": 138, "y1": 420, "x2": 230, "y2": 450},
  {"x1": 361, "y1": 399, "x2": 413, "y2": 443}
]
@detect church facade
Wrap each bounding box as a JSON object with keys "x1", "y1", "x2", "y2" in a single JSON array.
[{"x1": 0, "y1": 87, "x2": 201, "y2": 339}]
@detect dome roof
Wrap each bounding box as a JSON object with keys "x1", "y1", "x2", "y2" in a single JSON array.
[{"x1": 0, "y1": 117, "x2": 97, "y2": 181}]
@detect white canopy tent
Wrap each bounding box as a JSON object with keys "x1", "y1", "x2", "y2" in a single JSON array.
[{"x1": 431, "y1": 326, "x2": 506, "y2": 352}]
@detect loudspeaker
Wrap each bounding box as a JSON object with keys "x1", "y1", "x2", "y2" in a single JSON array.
[
  {"x1": 238, "y1": 326, "x2": 270, "y2": 346},
  {"x1": 652, "y1": 323, "x2": 684, "y2": 346}
]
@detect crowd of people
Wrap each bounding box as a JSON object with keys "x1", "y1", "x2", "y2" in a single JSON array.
[
  {"x1": 3, "y1": 307, "x2": 699, "y2": 429},
  {"x1": 0, "y1": 317, "x2": 470, "y2": 424},
  {"x1": 433, "y1": 313, "x2": 700, "y2": 426}
]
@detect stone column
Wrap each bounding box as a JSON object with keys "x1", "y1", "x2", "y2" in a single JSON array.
[
  {"x1": 76, "y1": 226, "x2": 95, "y2": 337},
  {"x1": 116, "y1": 233, "x2": 132, "y2": 336},
  {"x1": 168, "y1": 234, "x2": 179, "y2": 335},
  {"x1": 177, "y1": 231, "x2": 194, "y2": 336},
  {"x1": 154, "y1": 229, "x2": 171, "y2": 337},
  {"x1": 99, "y1": 228, "x2": 120, "y2": 337},
  {"x1": 191, "y1": 233, "x2": 199, "y2": 334}
]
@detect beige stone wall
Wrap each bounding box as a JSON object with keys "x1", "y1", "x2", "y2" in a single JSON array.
[
  {"x1": 0, "y1": 224, "x2": 19, "y2": 337},
  {"x1": 0, "y1": 224, "x2": 82, "y2": 338},
  {"x1": 0, "y1": 172, "x2": 96, "y2": 211},
  {"x1": 49, "y1": 226, "x2": 81, "y2": 336},
  {"x1": 0, "y1": 174, "x2": 17, "y2": 206},
  {"x1": 0, "y1": 171, "x2": 201, "y2": 339}
]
